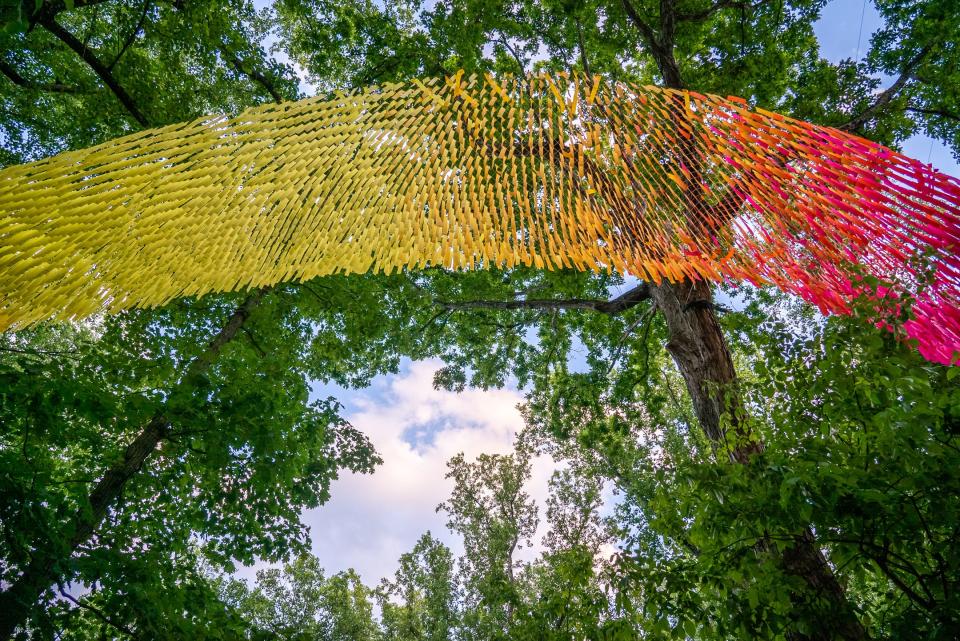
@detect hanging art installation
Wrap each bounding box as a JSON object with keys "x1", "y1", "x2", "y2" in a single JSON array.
[{"x1": 0, "y1": 72, "x2": 958, "y2": 363}]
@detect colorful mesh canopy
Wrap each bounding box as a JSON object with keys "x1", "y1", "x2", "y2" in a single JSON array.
[{"x1": 1, "y1": 72, "x2": 958, "y2": 363}]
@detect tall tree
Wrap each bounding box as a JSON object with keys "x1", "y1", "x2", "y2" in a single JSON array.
[
  {"x1": 438, "y1": 446, "x2": 539, "y2": 640},
  {"x1": 378, "y1": 533, "x2": 458, "y2": 641}
]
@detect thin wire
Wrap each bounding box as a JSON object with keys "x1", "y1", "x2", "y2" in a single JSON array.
[{"x1": 854, "y1": 0, "x2": 868, "y2": 63}]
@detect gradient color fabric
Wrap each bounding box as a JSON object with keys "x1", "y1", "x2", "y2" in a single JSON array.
[{"x1": 1, "y1": 72, "x2": 958, "y2": 363}]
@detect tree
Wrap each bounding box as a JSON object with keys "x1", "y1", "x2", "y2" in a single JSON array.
[
  {"x1": 0, "y1": 3, "x2": 381, "y2": 636},
  {"x1": 542, "y1": 467, "x2": 608, "y2": 557},
  {"x1": 377, "y1": 533, "x2": 458, "y2": 641},
  {"x1": 2, "y1": 0, "x2": 959, "y2": 638},
  {"x1": 581, "y1": 289, "x2": 960, "y2": 639},
  {"x1": 508, "y1": 467, "x2": 615, "y2": 640},
  {"x1": 438, "y1": 446, "x2": 539, "y2": 639},
  {"x1": 220, "y1": 554, "x2": 379, "y2": 640}
]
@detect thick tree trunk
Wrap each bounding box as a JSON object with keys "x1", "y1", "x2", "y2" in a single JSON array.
[
  {"x1": 651, "y1": 279, "x2": 866, "y2": 640},
  {"x1": 0, "y1": 289, "x2": 266, "y2": 639},
  {"x1": 649, "y1": 279, "x2": 752, "y2": 461}
]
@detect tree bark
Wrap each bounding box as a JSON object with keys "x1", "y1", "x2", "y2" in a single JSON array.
[
  {"x1": 648, "y1": 279, "x2": 748, "y2": 458},
  {"x1": 0, "y1": 288, "x2": 266, "y2": 639}
]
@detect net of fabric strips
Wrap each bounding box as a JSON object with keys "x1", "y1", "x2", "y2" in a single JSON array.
[{"x1": 1, "y1": 72, "x2": 958, "y2": 363}]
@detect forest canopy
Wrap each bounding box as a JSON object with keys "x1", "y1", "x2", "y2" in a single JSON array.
[{"x1": 0, "y1": 1, "x2": 959, "y2": 640}]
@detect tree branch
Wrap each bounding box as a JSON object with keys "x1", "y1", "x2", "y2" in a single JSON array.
[
  {"x1": 675, "y1": 0, "x2": 766, "y2": 22},
  {"x1": 621, "y1": 0, "x2": 683, "y2": 88},
  {"x1": 497, "y1": 37, "x2": 526, "y2": 75},
  {"x1": 0, "y1": 344, "x2": 81, "y2": 359},
  {"x1": 242, "y1": 326, "x2": 267, "y2": 357},
  {"x1": 39, "y1": 16, "x2": 149, "y2": 126},
  {"x1": 27, "y1": 0, "x2": 113, "y2": 25},
  {"x1": 621, "y1": 0, "x2": 659, "y2": 51},
  {"x1": 906, "y1": 105, "x2": 960, "y2": 124},
  {"x1": 107, "y1": 0, "x2": 150, "y2": 71},
  {"x1": 841, "y1": 45, "x2": 933, "y2": 132},
  {"x1": 437, "y1": 283, "x2": 650, "y2": 315},
  {"x1": 575, "y1": 19, "x2": 591, "y2": 77},
  {"x1": 226, "y1": 52, "x2": 284, "y2": 104},
  {"x1": 58, "y1": 589, "x2": 135, "y2": 639},
  {"x1": 0, "y1": 59, "x2": 83, "y2": 93}
]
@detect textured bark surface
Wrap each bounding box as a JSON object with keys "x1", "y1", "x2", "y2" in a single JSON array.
[
  {"x1": 780, "y1": 531, "x2": 869, "y2": 641},
  {"x1": 649, "y1": 279, "x2": 749, "y2": 459}
]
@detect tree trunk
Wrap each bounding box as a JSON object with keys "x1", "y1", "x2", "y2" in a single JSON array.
[
  {"x1": 0, "y1": 289, "x2": 266, "y2": 639},
  {"x1": 617, "y1": 1, "x2": 869, "y2": 633},
  {"x1": 651, "y1": 279, "x2": 866, "y2": 640},
  {"x1": 649, "y1": 279, "x2": 753, "y2": 461}
]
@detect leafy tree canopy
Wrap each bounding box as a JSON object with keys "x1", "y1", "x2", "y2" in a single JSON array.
[{"x1": 0, "y1": 0, "x2": 958, "y2": 639}]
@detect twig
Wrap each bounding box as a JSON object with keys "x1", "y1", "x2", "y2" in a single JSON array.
[
  {"x1": 59, "y1": 589, "x2": 136, "y2": 638},
  {"x1": 605, "y1": 303, "x2": 655, "y2": 377}
]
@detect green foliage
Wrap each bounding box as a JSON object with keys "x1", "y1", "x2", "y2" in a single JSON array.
[
  {"x1": 219, "y1": 554, "x2": 378, "y2": 640},
  {"x1": 438, "y1": 447, "x2": 539, "y2": 639},
  {"x1": 0, "y1": 1, "x2": 300, "y2": 165},
  {"x1": 378, "y1": 533, "x2": 457, "y2": 641},
  {"x1": 597, "y1": 290, "x2": 960, "y2": 640},
  {"x1": 2, "y1": 0, "x2": 958, "y2": 638}
]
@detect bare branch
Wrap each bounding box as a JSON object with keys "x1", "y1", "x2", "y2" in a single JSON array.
[{"x1": 437, "y1": 283, "x2": 650, "y2": 315}]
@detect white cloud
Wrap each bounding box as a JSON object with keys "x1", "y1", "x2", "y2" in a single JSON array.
[{"x1": 300, "y1": 359, "x2": 557, "y2": 586}]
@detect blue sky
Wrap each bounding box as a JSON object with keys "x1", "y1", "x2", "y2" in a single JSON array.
[
  {"x1": 814, "y1": 1, "x2": 959, "y2": 177},
  {"x1": 236, "y1": 1, "x2": 959, "y2": 587}
]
